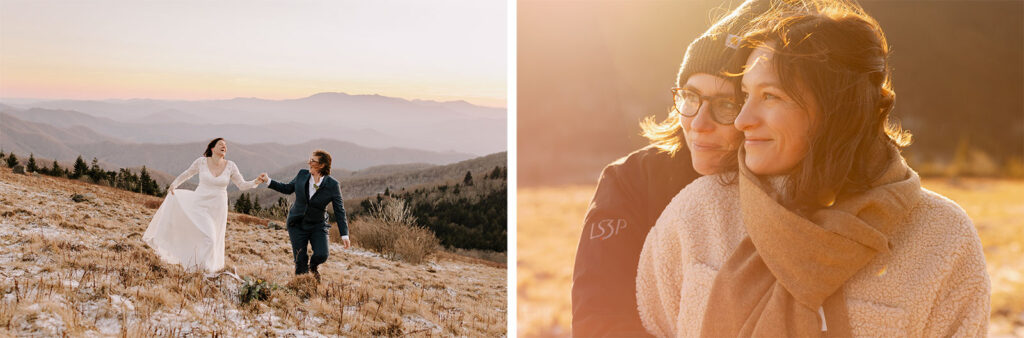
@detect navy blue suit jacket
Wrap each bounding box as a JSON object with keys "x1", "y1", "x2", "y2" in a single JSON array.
[{"x1": 268, "y1": 169, "x2": 349, "y2": 236}]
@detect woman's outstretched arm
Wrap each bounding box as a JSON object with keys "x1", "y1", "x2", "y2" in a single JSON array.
[
  {"x1": 169, "y1": 157, "x2": 203, "y2": 191},
  {"x1": 228, "y1": 161, "x2": 260, "y2": 191}
]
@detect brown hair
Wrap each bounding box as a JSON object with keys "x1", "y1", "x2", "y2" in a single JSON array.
[
  {"x1": 739, "y1": 6, "x2": 912, "y2": 212},
  {"x1": 312, "y1": 149, "x2": 332, "y2": 176},
  {"x1": 203, "y1": 138, "x2": 224, "y2": 157}
]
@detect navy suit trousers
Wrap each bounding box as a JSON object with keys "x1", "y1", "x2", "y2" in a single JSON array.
[{"x1": 287, "y1": 225, "x2": 329, "y2": 275}]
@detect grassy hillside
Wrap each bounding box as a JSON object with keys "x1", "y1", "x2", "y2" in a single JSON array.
[
  {"x1": 0, "y1": 167, "x2": 506, "y2": 336},
  {"x1": 345, "y1": 163, "x2": 508, "y2": 253}
]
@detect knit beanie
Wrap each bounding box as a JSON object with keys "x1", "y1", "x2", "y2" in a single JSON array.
[{"x1": 677, "y1": 0, "x2": 772, "y2": 86}]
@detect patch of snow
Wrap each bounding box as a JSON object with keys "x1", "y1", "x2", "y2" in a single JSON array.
[
  {"x1": 403, "y1": 314, "x2": 442, "y2": 333},
  {"x1": 76, "y1": 300, "x2": 104, "y2": 324},
  {"x1": 273, "y1": 328, "x2": 329, "y2": 338},
  {"x1": 146, "y1": 310, "x2": 204, "y2": 335},
  {"x1": 109, "y1": 294, "x2": 135, "y2": 311},
  {"x1": 94, "y1": 316, "x2": 121, "y2": 336},
  {"x1": 47, "y1": 293, "x2": 67, "y2": 306},
  {"x1": 256, "y1": 310, "x2": 282, "y2": 327},
  {"x1": 14, "y1": 304, "x2": 66, "y2": 336},
  {"x1": 0, "y1": 251, "x2": 17, "y2": 264},
  {"x1": 344, "y1": 248, "x2": 382, "y2": 259},
  {"x1": 20, "y1": 225, "x2": 65, "y2": 238},
  {"x1": 301, "y1": 312, "x2": 325, "y2": 327}
]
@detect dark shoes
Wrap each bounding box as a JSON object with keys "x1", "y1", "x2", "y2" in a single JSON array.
[{"x1": 311, "y1": 265, "x2": 321, "y2": 282}]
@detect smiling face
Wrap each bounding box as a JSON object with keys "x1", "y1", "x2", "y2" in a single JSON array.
[
  {"x1": 308, "y1": 154, "x2": 323, "y2": 173},
  {"x1": 735, "y1": 46, "x2": 817, "y2": 175},
  {"x1": 213, "y1": 140, "x2": 227, "y2": 157},
  {"x1": 679, "y1": 73, "x2": 744, "y2": 175}
]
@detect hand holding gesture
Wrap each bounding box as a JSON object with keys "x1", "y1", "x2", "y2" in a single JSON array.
[{"x1": 257, "y1": 173, "x2": 269, "y2": 184}]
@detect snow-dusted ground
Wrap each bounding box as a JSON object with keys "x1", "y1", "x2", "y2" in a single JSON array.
[{"x1": 0, "y1": 170, "x2": 507, "y2": 336}]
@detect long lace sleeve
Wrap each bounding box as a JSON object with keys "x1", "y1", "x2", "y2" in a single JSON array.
[
  {"x1": 228, "y1": 161, "x2": 259, "y2": 191},
  {"x1": 170, "y1": 157, "x2": 203, "y2": 190}
]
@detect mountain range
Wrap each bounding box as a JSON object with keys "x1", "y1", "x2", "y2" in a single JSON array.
[
  {"x1": 2, "y1": 92, "x2": 506, "y2": 155},
  {"x1": 0, "y1": 111, "x2": 479, "y2": 181}
]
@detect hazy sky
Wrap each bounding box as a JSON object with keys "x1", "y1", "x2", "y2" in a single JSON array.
[{"x1": 0, "y1": 0, "x2": 507, "y2": 107}]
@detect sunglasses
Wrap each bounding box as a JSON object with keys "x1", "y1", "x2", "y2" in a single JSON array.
[{"x1": 671, "y1": 87, "x2": 742, "y2": 125}]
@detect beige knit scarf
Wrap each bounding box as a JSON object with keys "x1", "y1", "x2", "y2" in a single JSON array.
[{"x1": 700, "y1": 147, "x2": 921, "y2": 337}]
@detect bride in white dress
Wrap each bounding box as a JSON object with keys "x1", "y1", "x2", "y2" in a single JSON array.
[{"x1": 143, "y1": 138, "x2": 266, "y2": 273}]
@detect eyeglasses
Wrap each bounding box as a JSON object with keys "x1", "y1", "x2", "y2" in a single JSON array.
[{"x1": 671, "y1": 87, "x2": 742, "y2": 125}]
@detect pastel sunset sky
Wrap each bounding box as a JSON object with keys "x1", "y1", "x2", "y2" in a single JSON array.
[{"x1": 0, "y1": 0, "x2": 507, "y2": 107}]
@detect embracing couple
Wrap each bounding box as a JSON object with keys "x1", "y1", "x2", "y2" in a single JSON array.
[
  {"x1": 572, "y1": 0, "x2": 990, "y2": 336},
  {"x1": 142, "y1": 138, "x2": 350, "y2": 281}
]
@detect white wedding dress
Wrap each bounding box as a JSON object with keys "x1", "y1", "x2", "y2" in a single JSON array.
[{"x1": 143, "y1": 157, "x2": 259, "y2": 273}]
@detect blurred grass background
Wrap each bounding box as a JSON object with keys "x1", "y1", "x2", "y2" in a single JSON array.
[{"x1": 516, "y1": 179, "x2": 1024, "y2": 337}]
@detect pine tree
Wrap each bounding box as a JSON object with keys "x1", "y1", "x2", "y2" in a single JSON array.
[
  {"x1": 50, "y1": 160, "x2": 64, "y2": 177},
  {"x1": 106, "y1": 170, "x2": 118, "y2": 185},
  {"x1": 139, "y1": 166, "x2": 158, "y2": 196},
  {"x1": 88, "y1": 158, "x2": 103, "y2": 182},
  {"x1": 251, "y1": 194, "x2": 261, "y2": 213},
  {"x1": 6, "y1": 153, "x2": 18, "y2": 168},
  {"x1": 488, "y1": 166, "x2": 501, "y2": 179},
  {"x1": 0, "y1": 149, "x2": 5, "y2": 161},
  {"x1": 234, "y1": 193, "x2": 251, "y2": 214},
  {"x1": 463, "y1": 171, "x2": 474, "y2": 186},
  {"x1": 26, "y1": 154, "x2": 38, "y2": 173},
  {"x1": 72, "y1": 156, "x2": 88, "y2": 179}
]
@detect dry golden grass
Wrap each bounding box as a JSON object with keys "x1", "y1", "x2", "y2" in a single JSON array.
[
  {"x1": 517, "y1": 179, "x2": 1024, "y2": 337},
  {"x1": 0, "y1": 167, "x2": 506, "y2": 336},
  {"x1": 517, "y1": 185, "x2": 594, "y2": 337}
]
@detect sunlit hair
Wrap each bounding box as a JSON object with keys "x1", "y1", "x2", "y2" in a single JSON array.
[
  {"x1": 312, "y1": 149, "x2": 332, "y2": 176},
  {"x1": 203, "y1": 138, "x2": 224, "y2": 157},
  {"x1": 640, "y1": 108, "x2": 687, "y2": 154},
  {"x1": 738, "y1": 3, "x2": 913, "y2": 212}
]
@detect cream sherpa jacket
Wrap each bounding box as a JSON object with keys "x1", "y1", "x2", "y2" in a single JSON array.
[{"x1": 636, "y1": 175, "x2": 990, "y2": 337}]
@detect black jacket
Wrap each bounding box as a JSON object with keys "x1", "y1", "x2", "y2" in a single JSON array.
[
  {"x1": 571, "y1": 146, "x2": 700, "y2": 337},
  {"x1": 268, "y1": 169, "x2": 349, "y2": 235}
]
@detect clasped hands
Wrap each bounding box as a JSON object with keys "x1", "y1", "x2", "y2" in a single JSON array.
[{"x1": 255, "y1": 173, "x2": 270, "y2": 184}]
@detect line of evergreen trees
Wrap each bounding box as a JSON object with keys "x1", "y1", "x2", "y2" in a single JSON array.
[
  {"x1": 0, "y1": 150, "x2": 164, "y2": 197},
  {"x1": 233, "y1": 193, "x2": 291, "y2": 220}
]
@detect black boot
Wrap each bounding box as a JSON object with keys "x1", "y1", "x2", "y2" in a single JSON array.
[{"x1": 310, "y1": 264, "x2": 321, "y2": 282}]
